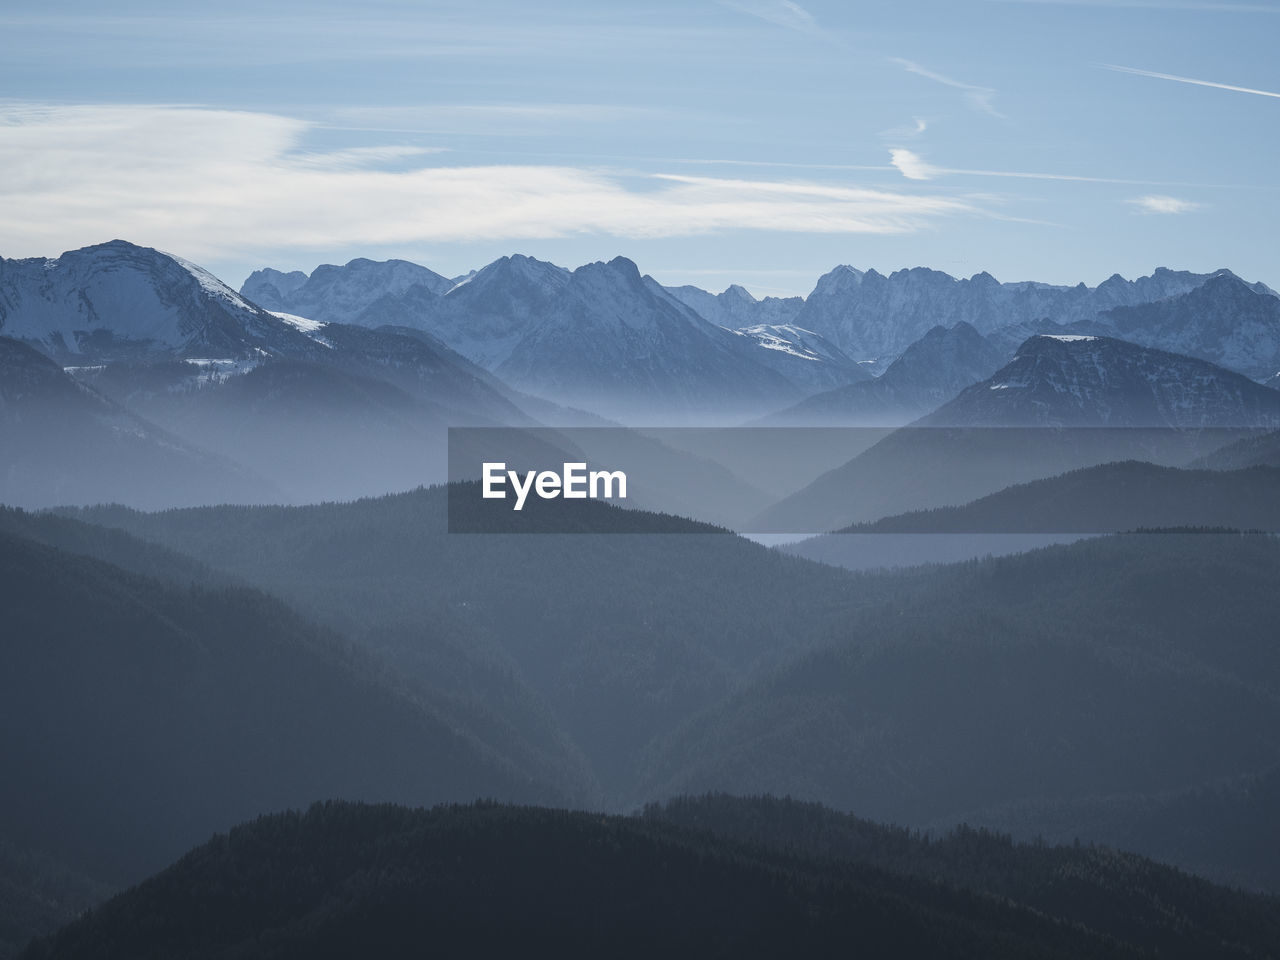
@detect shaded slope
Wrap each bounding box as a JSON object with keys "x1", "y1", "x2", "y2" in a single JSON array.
[
  {"x1": 646, "y1": 793, "x2": 1280, "y2": 952},
  {"x1": 760, "y1": 322, "x2": 1005, "y2": 425},
  {"x1": 754, "y1": 336, "x2": 1280, "y2": 533},
  {"x1": 0, "y1": 336, "x2": 270, "y2": 509},
  {"x1": 66, "y1": 487, "x2": 857, "y2": 802},
  {"x1": 0, "y1": 528, "x2": 568, "y2": 886},
  {"x1": 638, "y1": 532, "x2": 1280, "y2": 884}
]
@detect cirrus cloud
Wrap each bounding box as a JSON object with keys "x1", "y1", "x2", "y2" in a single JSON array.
[{"x1": 0, "y1": 102, "x2": 985, "y2": 259}]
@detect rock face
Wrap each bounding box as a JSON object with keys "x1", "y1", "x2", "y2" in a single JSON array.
[
  {"x1": 485, "y1": 257, "x2": 804, "y2": 420},
  {"x1": 791, "y1": 264, "x2": 1257, "y2": 365},
  {"x1": 336, "y1": 254, "x2": 853, "y2": 420},
  {"x1": 235, "y1": 252, "x2": 1280, "y2": 419},
  {"x1": 242, "y1": 257, "x2": 454, "y2": 325},
  {"x1": 762, "y1": 322, "x2": 1005, "y2": 425},
  {"x1": 1091, "y1": 274, "x2": 1280, "y2": 381},
  {"x1": 665, "y1": 283, "x2": 804, "y2": 329},
  {"x1": 921, "y1": 335, "x2": 1280, "y2": 428}
]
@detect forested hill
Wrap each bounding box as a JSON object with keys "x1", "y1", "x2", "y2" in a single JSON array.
[
  {"x1": 0, "y1": 527, "x2": 569, "y2": 889},
  {"x1": 636, "y1": 531, "x2": 1280, "y2": 890},
  {"x1": 21, "y1": 799, "x2": 1280, "y2": 960},
  {"x1": 63, "y1": 485, "x2": 859, "y2": 802}
]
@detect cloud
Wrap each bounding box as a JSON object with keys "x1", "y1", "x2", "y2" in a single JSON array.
[
  {"x1": 886, "y1": 148, "x2": 1203, "y2": 185},
  {"x1": 0, "y1": 103, "x2": 984, "y2": 259},
  {"x1": 879, "y1": 116, "x2": 929, "y2": 139},
  {"x1": 889, "y1": 149, "x2": 940, "y2": 180},
  {"x1": 717, "y1": 0, "x2": 819, "y2": 32},
  {"x1": 1103, "y1": 64, "x2": 1280, "y2": 99},
  {"x1": 891, "y1": 58, "x2": 1005, "y2": 118},
  {"x1": 1129, "y1": 194, "x2": 1201, "y2": 213}
]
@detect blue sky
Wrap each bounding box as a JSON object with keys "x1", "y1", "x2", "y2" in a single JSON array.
[{"x1": 2, "y1": 0, "x2": 1277, "y2": 296}]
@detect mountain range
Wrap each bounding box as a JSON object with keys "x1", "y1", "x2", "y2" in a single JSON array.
[
  {"x1": 751, "y1": 334, "x2": 1280, "y2": 533},
  {"x1": 39, "y1": 490, "x2": 1280, "y2": 897},
  {"x1": 9, "y1": 230, "x2": 1280, "y2": 956},
  {"x1": 788, "y1": 264, "x2": 1276, "y2": 365}
]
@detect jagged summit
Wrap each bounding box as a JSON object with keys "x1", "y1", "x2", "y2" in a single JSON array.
[
  {"x1": 241, "y1": 256, "x2": 453, "y2": 326},
  {"x1": 792, "y1": 262, "x2": 1258, "y2": 363}
]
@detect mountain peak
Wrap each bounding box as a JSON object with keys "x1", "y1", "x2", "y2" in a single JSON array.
[
  {"x1": 721, "y1": 284, "x2": 756, "y2": 304},
  {"x1": 605, "y1": 255, "x2": 643, "y2": 281},
  {"x1": 932, "y1": 334, "x2": 1280, "y2": 427}
]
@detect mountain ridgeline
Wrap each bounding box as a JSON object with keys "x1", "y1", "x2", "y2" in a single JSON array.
[
  {"x1": 20, "y1": 798, "x2": 1280, "y2": 960},
  {"x1": 3, "y1": 241, "x2": 1280, "y2": 509}
]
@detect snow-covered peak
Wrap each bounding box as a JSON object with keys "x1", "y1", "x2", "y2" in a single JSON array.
[{"x1": 0, "y1": 240, "x2": 285, "y2": 358}]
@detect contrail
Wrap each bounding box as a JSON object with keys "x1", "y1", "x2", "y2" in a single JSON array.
[{"x1": 1104, "y1": 64, "x2": 1280, "y2": 99}]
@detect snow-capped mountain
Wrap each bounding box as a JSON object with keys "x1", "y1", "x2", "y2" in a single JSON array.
[
  {"x1": 0, "y1": 240, "x2": 320, "y2": 361},
  {"x1": 338, "y1": 254, "x2": 847, "y2": 420},
  {"x1": 792, "y1": 264, "x2": 1249, "y2": 365},
  {"x1": 384, "y1": 253, "x2": 573, "y2": 370},
  {"x1": 761, "y1": 322, "x2": 1005, "y2": 425},
  {"x1": 1089, "y1": 274, "x2": 1280, "y2": 381},
  {"x1": 665, "y1": 283, "x2": 804, "y2": 329},
  {"x1": 730, "y1": 324, "x2": 870, "y2": 394},
  {"x1": 488, "y1": 257, "x2": 803, "y2": 420},
  {"x1": 0, "y1": 241, "x2": 530, "y2": 426},
  {"x1": 242, "y1": 258, "x2": 454, "y2": 325},
  {"x1": 921, "y1": 334, "x2": 1280, "y2": 428},
  {"x1": 751, "y1": 336, "x2": 1280, "y2": 533}
]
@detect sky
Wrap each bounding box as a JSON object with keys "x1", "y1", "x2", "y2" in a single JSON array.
[{"x1": 1, "y1": 0, "x2": 1277, "y2": 297}]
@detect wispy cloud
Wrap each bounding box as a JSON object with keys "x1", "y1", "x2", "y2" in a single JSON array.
[
  {"x1": 891, "y1": 58, "x2": 1005, "y2": 118},
  {"x1": 0, "y1": 103, "x2": 985, "y2": 258},
  {"x1": 879, "y1": 117, "x2": 930, "y2": 140},
  {"x1": 287, "y1": 146, "x2": 450, "y2": 170},
  {"x1": 1103, "y1": 64, "x2": 1280, "y2": 99},
  {"x1": 1129, "y1": 194, "x2": 1201, "y2": 213},
  {"x1": 716, "y1": 0, "x2": 819, "y2": 33},
  {"x1": 885, "y1": 148, "x2": 1204, "y2": 185}
]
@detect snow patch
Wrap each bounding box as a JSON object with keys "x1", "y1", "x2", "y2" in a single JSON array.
[
  {"x1": 164, "y1": 251, "x2": 258, "y2": 314},
  {"x1": 269, "y1": 310, "x2": 326, "y2": 333}
]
